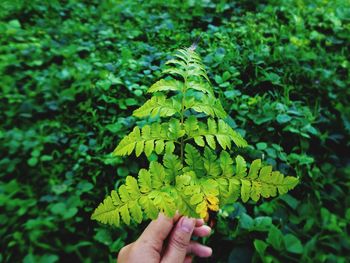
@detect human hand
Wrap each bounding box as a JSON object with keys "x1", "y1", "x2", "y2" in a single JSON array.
[{"x1": 117, "y1": 214, "x2": 212, "y2": 263}]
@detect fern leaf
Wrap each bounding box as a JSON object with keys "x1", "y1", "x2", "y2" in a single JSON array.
[
  {"x1": 168, "y1": 118, "x2": 186, "y2": 139},
  {"x1": 133, "y1": 94, "x2": 181, "y2": 118},
  {"x1": 165, "y1": 59, "x2": 187, "y2": 68},
  {"x1": 219, "y1": 151, "x2": 234, "y2": 177},
  {"x1": 165, "y1": 141, "x2": 175, "y2": 153},
  {"x1": 155, "y1": 140, "x2": 165, "y2": 154},
  {"x1": 125, "y1": 176, "x2": 141, "y2": 198},
  {"x1": 203, "y1": 147, "x2": 221, "y2": 176},
  {"x1": 235, "y1": 155, "x2": 247, "y2": 178},
  {"x1": 113, "y1": 122, "x2": 182, "y2": 157},
  {"x1": 91, "y1": 196, "x2": 120, "y2": 227},
  {"x1": 236, "y1": 158, "x2": 299, "y2": 203},
  {"x1": 138, "y1": 169, "x2": 152, "y2": 193},
  {"x1": 119, "y1": 204, "x2": 131, "y2": 225},
  {"x1": 205, "y1": 135, "x2": 216, "y2": 149},
  {"x1": 184, "y1": 144, "x2": 205, "y2": 175},
  {"x1": 184, "y1": 116, "x2": 199, "y2": 136},
  {"x1": 113, "y1": 126, "x2": 139, "y2": 156},
  {"x1": 147, "y1": 79, "x2": 182, "y2": 93},
  {"x1": 190, "y1": 96, "x2": 227, "y2": 118},
  {"x1": 129, "y1": 200, "x2": 143, "y2": 223},
  {"x1": 139, "y1": 196, "x2": 159, "y2": 219},
  {"x1": 118, "y1": 184, "x2": 130, "y2": 203},
  {"x1": 151, "y1": 191, "x2": 176, "y2": 217},
  {"x1": 187, "y1": 81, "x2": 214, "y2": 95},
  {"x1": 163, "y1": 153, "x2": 183, "y2": 181},
  {"x1": 189, "y1": 118, "x2": 247, "y2": 149},
  {"x1": 163, "y1": 68, "x2": 186, "y2": 78},
  {"x1": 247, "y1": 159, "x2": 261, "y2": 179},
  {"x1": 241, "y1": 180, "x2": 251, "y2": 203},
  {"x1": 150, "y1": 161, "x2": 168, "y2": 188},
  {"x1": 94, "y1": 47, "x2": 299, "y2": 228}
]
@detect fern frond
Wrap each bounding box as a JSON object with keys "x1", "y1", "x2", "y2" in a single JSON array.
[
  {"x1": 133, "y1": 94, "x2": 181, "y2": 118},
  {"x1": 163, "y1": 153, "x2": 183, "y2": 181},
  {"x1": 226, "y1": 156, "x2": 299, "y2": 203},
  {"x1": 94, "y1": 47, "x2": 299, "y2": 228},
  {"x1": 186, "y1": 118, "x2": 248, "y2": 149},
  {"x1": 174, "y1": 171, "x2": 220, "y2": 219},
  {"x1": 203, "y1": 147, "x2": 221, "y2": 176},
  {"x1": 91, "y1": 162, "x2": 177, "y2": 227},
  {"x1": 184, "y1": 144, "x2": 205, "y2": 175},
  {"x1": 113, "y1": 121, "x2": 184, "y2": 157},
  {"x1": 187, "y1": 81, "x2": 214, "y2": 95},
  {"x1": 163, "y1": 48, "x2": 210, "y2": 83},
  {"x1": 147, "y1": 79, "x2": 183, "y2": 93},
  {"x1": 186, "y1": 96, "x2": 227, "y2": 118}
]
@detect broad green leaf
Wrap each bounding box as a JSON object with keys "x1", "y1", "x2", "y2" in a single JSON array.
[{"x1": 284, "y1": 234, "x2": 303, "y2": 254}]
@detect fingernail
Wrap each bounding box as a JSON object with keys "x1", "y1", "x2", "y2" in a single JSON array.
[{"x1": 181, "y1": 217, "x2": 194, "y2": 233}]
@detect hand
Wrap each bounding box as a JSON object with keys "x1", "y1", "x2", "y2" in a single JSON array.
[{"x1": 117, "y1": 214, "x2": 212, "y2": 263}]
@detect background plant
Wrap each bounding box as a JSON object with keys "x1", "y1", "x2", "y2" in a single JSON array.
[{"x1": 0, "y1": 0, "x2": 349, "y2": 262}]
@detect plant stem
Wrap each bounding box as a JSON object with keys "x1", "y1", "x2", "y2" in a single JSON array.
[{"x1": 180, "y1": 75, "x2": 187, "y2": 164}]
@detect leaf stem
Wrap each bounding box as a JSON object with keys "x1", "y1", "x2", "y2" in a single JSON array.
[{"x1": 180, "y1": 75, "x2": 187, "y2": 164}]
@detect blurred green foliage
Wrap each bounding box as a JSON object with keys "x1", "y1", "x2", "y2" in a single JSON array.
[{"x1": 0, "y1": 0, "x2": 349, "y2": 262}]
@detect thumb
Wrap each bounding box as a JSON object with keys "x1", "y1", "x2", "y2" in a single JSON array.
[
  {"x1": 161, "y1": 216, "x2": 196, "y2": 263},
  {"x1": 136, "y1": 213, "x2": 175, "y2": 253}
]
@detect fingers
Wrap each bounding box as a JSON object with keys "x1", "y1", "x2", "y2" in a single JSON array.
[
  {"x1": 186, "y1": 241, "x2": 212, "y2": 258},
  {"x1": 161, "y1": 216, "x2": 196, "y2": 263},
  {"x1": 137, "y1": 213, "x2": 175, "y2": 253},
  {"x1": 193, "y1": 225, "x2": 211, "y2": 237},
  {"x1": 195, "y1": 218, "x2": 205, "y2": 227}
]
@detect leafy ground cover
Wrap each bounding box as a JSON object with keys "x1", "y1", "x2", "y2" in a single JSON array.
[{"x1": 0, "y1": 0, "x2": 349, "y2": 262}]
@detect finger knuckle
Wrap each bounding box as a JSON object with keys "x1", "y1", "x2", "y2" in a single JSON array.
[{"x1": 170, "y1": 232, "x2": 188, "y2": 251}]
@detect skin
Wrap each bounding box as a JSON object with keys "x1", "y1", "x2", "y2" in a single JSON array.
[{"x1": 117, "y1": 214, "x2": 212, "y2": 263}]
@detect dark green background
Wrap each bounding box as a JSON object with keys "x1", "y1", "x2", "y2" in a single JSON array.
[{"x1": 1, "y1": 0, "x2": 349, "y2": 262}]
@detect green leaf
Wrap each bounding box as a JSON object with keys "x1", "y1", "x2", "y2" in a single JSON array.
[
  {"x1": 144, "y1": 140, "x2": 154, "y2": 157},
  {"x1": 248, "y1": 159, "x2": 261, "y2": 180},
  {"x1": 219, "y1": 151, "x2": 234, "y2": 177},
  {"x1": 138, "y1": 169, "x2": 152, "y2": 193},
  {"x1": 241, "y1": 179, "x2": 251, "y2": 203},
  {"x1": 125, "y1": 176, "x2": 141, "y2": 198},
  {"x1": 254, "y1": 240, "x2": 268, "y2": 257},
  {"x1": 203, "y1": 147, "x2": 221, "y2": 176},
  {"x1": 276, "y1": 114, "x2": 292, "y2": 124},
  {"x1": 235, "y1": 155, "x2": 247, "y2": 178},
  {"x1": 129, "y1": 201, "x2": 143, "y2": 224},
  {"x1": 184, "y1": 116, "x2": 199, "y2": 136},
  {"x1": 267, "y1": 226, "x2": 283, "y2": 250},
  {"x1": 184, "y1": 144, "x2": 205, "y2": 175},
  {"x1": 163, "y1": 153, "x2": 183, "y2": 180},
  {"x1": 155, "y1": 140, "x2": 165, "y2": 154},
  {"x1": 119, "y1": 204, "x2": 131, "y2": 225},
  {"x1": 133, "y1": 94, "x2": 180, "y2": 118},
  {"x1": 147, "y1": 79, "x2": 182, "y2": 93},
  {"x1": 168, "y1": 118, "x2": 185, "y2": 139},
  {"x1": 205, "y1": 135, "x2": 216, "y2": 149},
  {"x1": 284, "y1": 234, "x2": 303, "y2": 254}
]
